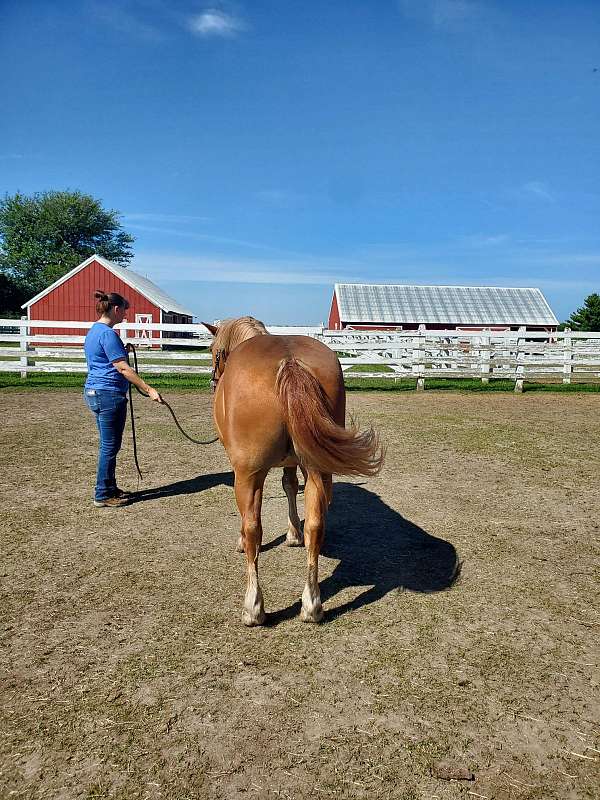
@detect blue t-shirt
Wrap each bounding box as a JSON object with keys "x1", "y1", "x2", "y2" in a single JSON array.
[{"x1": 84, "y1": 322, "x2": 128, "y2": 392}]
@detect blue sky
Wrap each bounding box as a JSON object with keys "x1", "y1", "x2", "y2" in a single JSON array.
[{"x1": 1, "y1": 0, "x2": 599, "y2": 324}]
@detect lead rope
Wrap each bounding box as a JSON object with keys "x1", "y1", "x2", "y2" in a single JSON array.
[{"x1": 126, "y1": 343, "x2": 219, "y2": 482}]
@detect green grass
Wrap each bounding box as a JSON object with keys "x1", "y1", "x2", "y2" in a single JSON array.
[
  {"x1": 343, "y1": 363, "x2": 394, "y2": 373},
  {"x1": 2, "y1": 371, "x2": 600, "y2": 393},
  {"x1": 0, "y1": 372, "x2": 212, "y2": 392},
  {"x1": 345, "y1": 376, "x2": 600, "y2": 392}
]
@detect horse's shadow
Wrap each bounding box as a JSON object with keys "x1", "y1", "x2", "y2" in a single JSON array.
[
  {"x1": 267, "y1": 481, "x2": 460, "y2": 624},
  {"x1": 130, "y1": 472, "x2": 459, "y2": 623}
]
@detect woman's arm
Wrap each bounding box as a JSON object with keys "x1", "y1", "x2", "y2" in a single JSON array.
[{"x1": 113, "y1": 359, "x2": 163, "y2": 402}]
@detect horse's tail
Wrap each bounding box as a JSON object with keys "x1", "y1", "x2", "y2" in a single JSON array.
[{"x1": 275, "y1": 357, "x2": 384, "y2": 477}]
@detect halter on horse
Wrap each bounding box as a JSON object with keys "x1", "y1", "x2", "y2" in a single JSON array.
[{"x1": 203, "y1": 317, "x2": 384, "y2": 626}]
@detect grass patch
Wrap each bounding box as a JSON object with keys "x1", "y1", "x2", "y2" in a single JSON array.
[
  {"x1": 346, "y1": 376, "x2": 600, "y2": 392},
  {"x1": 0, "y1": 372, "x2": 212, "y2": 392},
  {"x1": 2, "y1": 371, "x2": 600, "y2": 394},
  {"x1": 343, "y1": 363, "x2": 394, "y2": 373}
]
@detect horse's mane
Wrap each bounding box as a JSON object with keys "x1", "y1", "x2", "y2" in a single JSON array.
[{"x1": 213, "y1": 316, "x2": 269, "y2": 356}]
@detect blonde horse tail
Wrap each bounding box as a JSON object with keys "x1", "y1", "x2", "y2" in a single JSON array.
[{"x1": 275, "y1": 358, "x2": 384, "y2": 477}]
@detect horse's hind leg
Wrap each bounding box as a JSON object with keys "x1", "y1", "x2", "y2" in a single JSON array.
[
  {"x1": 301, "y1": 471, "x2": 329, "y2": 623},
  {"x1": 282, "y1": 466, "x2": 303, "y2": 546},
  {"x1": 234, "y1": 469, "x2": 268, "y2": 626}
]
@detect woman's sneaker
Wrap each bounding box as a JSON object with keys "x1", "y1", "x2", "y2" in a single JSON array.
[{"x1": 93, "y1": 496, "x2": 131, "y2": 508}]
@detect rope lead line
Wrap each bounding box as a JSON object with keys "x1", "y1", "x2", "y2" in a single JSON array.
[{"x1": 126, "y1": 343, "x2": 219, "y2": 482}]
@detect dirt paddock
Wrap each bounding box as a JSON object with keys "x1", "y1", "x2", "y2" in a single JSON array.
[{"x1": 1, "y1": 389, "x2": 599, "y2": 799}]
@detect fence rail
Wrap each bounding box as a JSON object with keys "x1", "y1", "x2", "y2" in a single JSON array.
[{"x1": 2, "y1": 319, "x2": 600, "y2": 391}]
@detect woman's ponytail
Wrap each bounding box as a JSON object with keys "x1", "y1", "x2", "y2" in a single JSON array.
[{"x1": 94, "y1": 290, "x2": 128, "y2": 315}]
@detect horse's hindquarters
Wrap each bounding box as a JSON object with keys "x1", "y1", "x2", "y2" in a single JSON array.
[{"x1": 215, "y1": 380, "x2": 291, "y2": 471}]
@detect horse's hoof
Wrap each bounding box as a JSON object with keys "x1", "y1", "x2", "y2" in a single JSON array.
[
  {"x1": 301, "y1": 605, "x2": 324, "y2": 623},
  {"x1": 285, "y1": 535, "x2": 304, "y2": 547},
  {"x1": 242, "y1": 608, "x2": 266, "y2": 627},
  {"x1": 235, "y1": 538, "x2": 245, "y2": 553}
]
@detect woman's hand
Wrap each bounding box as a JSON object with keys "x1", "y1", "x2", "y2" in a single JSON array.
[
  {"x1": 113, "y1": 360, "x2": 163, "y2": 403},
  {"x1": 147, "y1": 387, "x2": 163, "y2": 403}
]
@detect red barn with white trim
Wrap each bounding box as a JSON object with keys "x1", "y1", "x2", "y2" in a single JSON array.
[
  {"x1": 22, "y1": 254, "x2": 194, "y2": 344},
  {"x1": 328, "y1": 283, "x2": 558, "y2": 332}
]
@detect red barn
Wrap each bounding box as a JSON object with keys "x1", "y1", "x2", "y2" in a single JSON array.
[
  {"x1": 22, "y1": 254, "x2": 194, "y2": 345},
  {"x1": 328, "y1": 283, "x2": 558, "y2": 332}
]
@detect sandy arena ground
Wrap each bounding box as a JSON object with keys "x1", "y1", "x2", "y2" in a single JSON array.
[{"x1": 1, "y1": 388, "x2": 599, "y2": 799}]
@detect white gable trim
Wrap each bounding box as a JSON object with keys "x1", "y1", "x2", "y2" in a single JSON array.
[
  {"x1": 92, "y1": 256, "x2": 165, "y2": 312},
  {"x1": 22, "y1": 254, "x2": 193, "y2": 316},
  {"x1": 22, "y1": 254, "x2": 101, "y2": 309}
]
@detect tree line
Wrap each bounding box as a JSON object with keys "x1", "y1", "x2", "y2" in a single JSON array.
[
  {"x1": 0, "y1": 190, "x2": 133, "y2": 318},
  {"x1": 0, "y1": 190, "x2": 599, "y2": 330}
]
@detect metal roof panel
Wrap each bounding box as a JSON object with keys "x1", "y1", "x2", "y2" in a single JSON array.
[
  {"x1": 104, "y1": 259, "x2": 195, "y2": 317},
  {"x1": 335, "y1": 284, "x2": 558, "y2": 326}
]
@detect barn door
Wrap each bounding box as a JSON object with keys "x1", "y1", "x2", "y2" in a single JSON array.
[{"x1": 135, "y1": 313, "x2": 153, "y2": 341}]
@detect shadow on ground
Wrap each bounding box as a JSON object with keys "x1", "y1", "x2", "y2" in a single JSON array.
[
  {"x1": 129, "y1": 471, "x2": 459, "y2": 623},
  {"x1": 268, "y1": 481, "x2": 460, "y2": 624},
  {"x1": 130, "y1": 470, "x2": 234, "y2": 502}
]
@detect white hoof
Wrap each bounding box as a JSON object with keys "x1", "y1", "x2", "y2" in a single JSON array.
[
  {"x1": 242, "y1": 586, "x2": 265, "y2": 626},
  {"x1": 236, "y1": 536, "x2": 245, "y2": 553},
  {"x1": 285, "y1": 520, "x2": 303, "y2": 547},
  {"x1": 301, "y1": 584, "x2": 323, "y2": 622},
  {"x1": 242, "y1": 606, "x2": 266, "y2": 626},
  {"x1": 301, "y1": 604, "x2": 324, "y2": 623}
]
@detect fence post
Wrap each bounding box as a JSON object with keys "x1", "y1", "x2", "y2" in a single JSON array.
[
  {"x1": 480, "y1": 332, "x2": 490, "y2": 384},
  {"x1": 19, "y1": 315, "x2": 33, "y2": 379},
  {"x1": 514, "y1": 330, "x2": 524, "y2": 393},
  {"x1": 562, "y1": 328, "x2": 572, "y2": 384},
  {"x1": 412, "y1": 335, "x2": 425, "y2": 391}
]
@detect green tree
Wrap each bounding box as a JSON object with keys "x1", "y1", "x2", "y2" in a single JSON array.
[
  {"x1": 0, "y1": 190, "x2": 134, "y2": 309},
  {"x1": 564, "y1": 293, "x2": 600, "y2": 332},
  {"x1": 0, "y1": 272, "x2": 27, "y2": 318}
]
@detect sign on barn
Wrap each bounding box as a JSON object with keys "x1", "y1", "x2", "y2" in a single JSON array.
[{"x1": 22, "y1": 254, "x2": 195, "y2": 347}]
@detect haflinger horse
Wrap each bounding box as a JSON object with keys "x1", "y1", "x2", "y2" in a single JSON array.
[{"x1": 202, "y1": 317, "x2": 384, "y2": 626}]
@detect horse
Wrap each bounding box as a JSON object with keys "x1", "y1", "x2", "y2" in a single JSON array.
[{"x1": 202, "y1": 317, "x2": 384, "y2": 626}]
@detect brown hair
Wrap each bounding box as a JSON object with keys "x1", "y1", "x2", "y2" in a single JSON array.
[{"x1": 94, "y1": 290, "x2": 129, "y2": 316}]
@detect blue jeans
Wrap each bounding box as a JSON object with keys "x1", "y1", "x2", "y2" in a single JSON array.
[{"x1": 84, "y1": 389, "x2": 128, "y2": 500}]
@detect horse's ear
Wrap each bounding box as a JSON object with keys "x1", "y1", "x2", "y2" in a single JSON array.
[{"x1": 202, "y1": 322, "x2": 218, "y2": 336}]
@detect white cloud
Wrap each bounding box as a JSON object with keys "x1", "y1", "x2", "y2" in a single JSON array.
[
  {"x1": 133, "y1": 252, "x2": 350, "y2": 285},
  {"x1": 519, "y1": 251, "x2": 600, "y2": 267},
  {"x1": 129, "y1": 231, "x2": 600, "y2": 312},
  {"x1": 123, "y1": 213, "x2": 211, "y2": 225},
  {"x1": 398, "y1": 0, "x2": 485, "y2": 30},
  {"x1": 255, "y1": 190, "x2": 292, "y2": 206},
  {"x1": 521, "y1": 181, "x2": 556, "y2": 202},
  {"x1": 188, "y1": 9, "x2": 246, "y2": 37},
  {"x1": 88, "y1": 1, "x2": 165, "y2": 42},
  {"x1": 126, "y1": 223, "x2": 295, "y2": 254},
  {"x1": 458, "y1": 233, "x2": 510, "y2": 247}
]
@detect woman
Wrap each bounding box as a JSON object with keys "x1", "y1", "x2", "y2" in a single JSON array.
[{"x1": 84, "y1": 290, "x2": 162, "y2": 507}]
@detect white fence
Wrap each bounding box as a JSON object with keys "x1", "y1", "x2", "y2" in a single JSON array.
[{"x1": 1, "y1": 318, "x2": 600, "y2": 391}]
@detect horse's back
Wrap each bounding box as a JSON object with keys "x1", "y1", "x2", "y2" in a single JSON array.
[{"x1": 230, "y1": 334, "x2": 340, "y2": 378}]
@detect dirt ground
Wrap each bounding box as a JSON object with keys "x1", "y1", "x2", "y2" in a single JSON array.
[{"x1": 1, "y1": 388, "x2": 599, "y2": 800}]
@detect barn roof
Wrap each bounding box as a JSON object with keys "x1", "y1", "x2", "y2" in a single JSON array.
[
  {"x1": 22, "y1": 254, "x2": 195, "y2": 317},
  {"x1": 334, "y1": 283, "x2": 558, "y2": 326}
]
